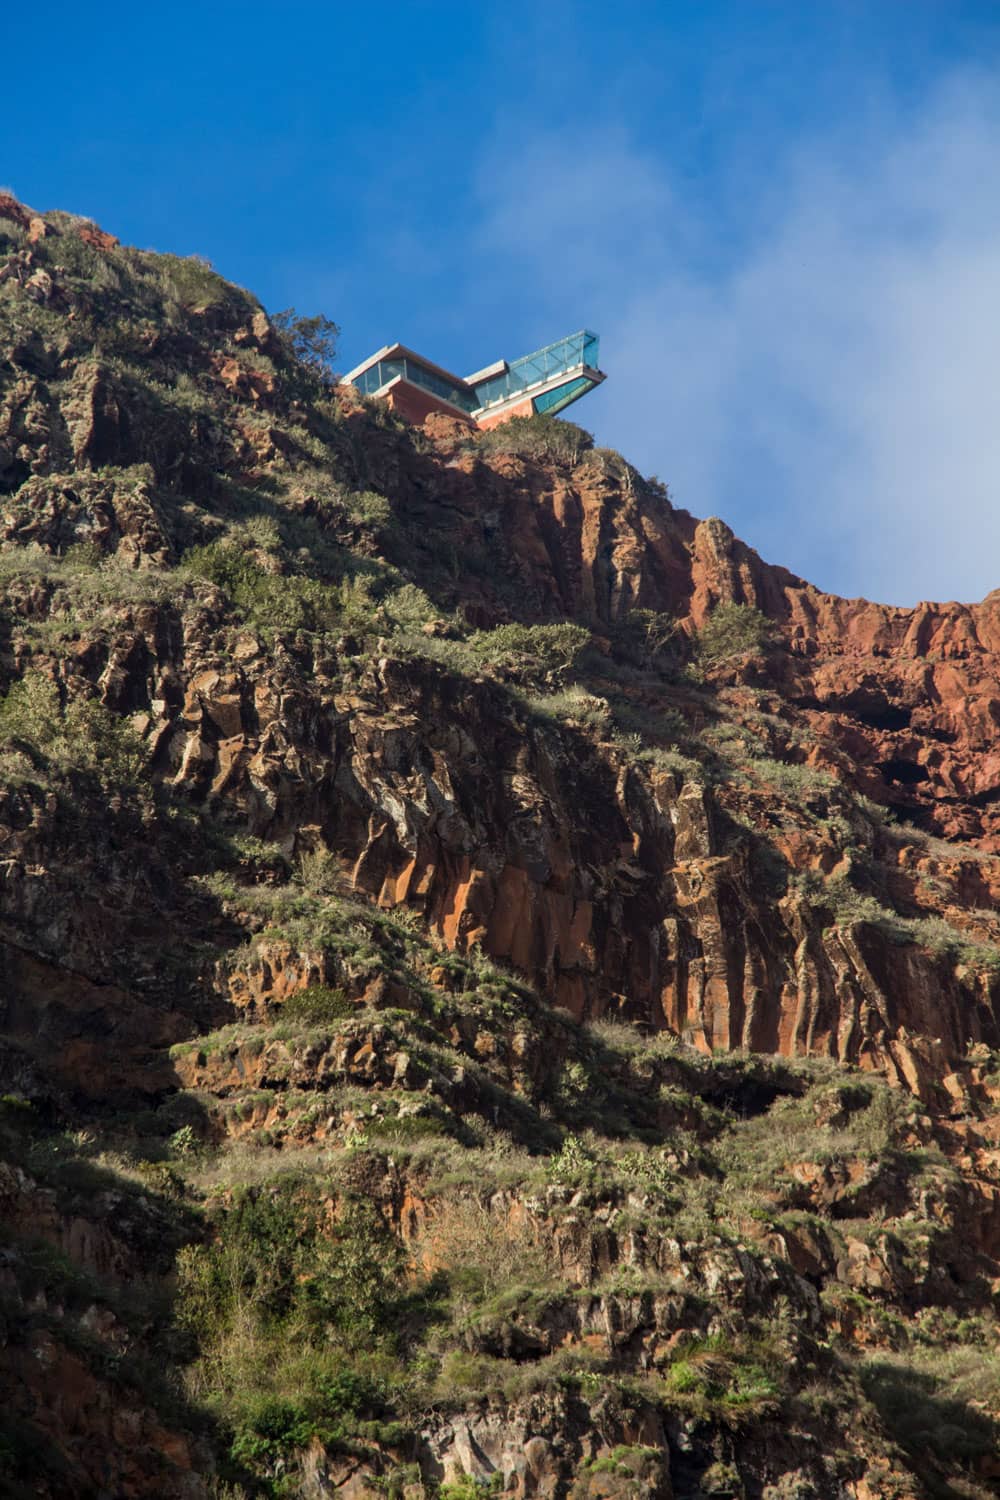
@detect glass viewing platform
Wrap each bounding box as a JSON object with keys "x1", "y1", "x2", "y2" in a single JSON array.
[
  {"x1": 341, "y1": 330, "x2": 604, "y2": 428},
  {"x1": 471, "y1": 331, "x2": 601, "y2": 412}
]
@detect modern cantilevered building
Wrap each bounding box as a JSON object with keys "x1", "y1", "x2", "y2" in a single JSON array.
[{"x1": 341, "y1": 330, "x2": 605, "y2": 429}]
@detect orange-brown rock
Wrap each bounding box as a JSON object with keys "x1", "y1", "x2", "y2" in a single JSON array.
[
  {"x1": 75, "y1": 221, "x2": 119, "y2": 251},
  {"x1": 0, "y1": 191, "x2": 32, "y2": 230}
]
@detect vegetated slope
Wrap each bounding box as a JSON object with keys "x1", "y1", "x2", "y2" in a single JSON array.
[{"x1": 2, "y1": 192, "x2": 1000, "y2": 1500}]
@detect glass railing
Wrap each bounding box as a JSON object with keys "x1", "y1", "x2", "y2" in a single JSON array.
[{"x1": 471, "y1": 331, "x2": 600, "y2": 410}]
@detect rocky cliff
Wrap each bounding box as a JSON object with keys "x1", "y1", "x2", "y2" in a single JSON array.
[{"x1": 3, "y1": 194, "x2": 1000, "y2": 1500}]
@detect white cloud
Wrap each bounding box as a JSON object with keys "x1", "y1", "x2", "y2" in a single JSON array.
[{"x1": 473, "y1": 73, "x2": 1000, "y2": 606}]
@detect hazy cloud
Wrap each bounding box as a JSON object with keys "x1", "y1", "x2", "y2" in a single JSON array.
[{"x1": 474, "y1": 74, "x2": 1000, "y2": 606}]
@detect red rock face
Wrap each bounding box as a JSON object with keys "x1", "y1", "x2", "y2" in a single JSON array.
[
  {"x1": 0, "y1": 194, "x2": 118, "y2": 251},
  {"x1": 0, "y1": 202, "x2": 998, "y2": 1091},
  {"x1": 2, "y1": 282, "x2": 998, "y2": 1100},
  {"x1": 410, "y1": 431, "x2": 1000, "y2": 848},
  {"x1": 75, "y1": 223, "x2": 119, "y2": 251},
  {"x1": 0, "y1": 192, "x2": 32, "y2": 229},
  {"x1": 239, "y1": 423, "x2": 995, "y2": 1094}
]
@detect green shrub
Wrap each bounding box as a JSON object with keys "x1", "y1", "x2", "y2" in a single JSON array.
[
  {"x1": 229, "y1": 1369, "x2": 392, "y2": 1468},
  {"x1": 793, "y1": 872, "x2": 1000, "y2": 973},
  {"x1": 294, "y1": 848, "x2": 343, "y2": 894},
  {"x1": 546, "y1": 1133, "x2": 595, "y2": 1185},
  {"x1": 438, "y1": 1474, "x2": 502, "y2": 1500},
  {"x1": 748, "y1": 756, "x2": 834, "y2": 797},
  {"x1": 612, "y1": 700, "x2": 687, "y2": 744},
  {"x1": 0, "y1": 673, "x2": 70, "y2": 749},
  {"x1": 700, "y1": 1460, "x2": 741, "y2": 1494},
  {"x1": 179, "y1": 1190, "x2": 388, "y2": 1356},
  {"x1": 792, "y1": 871, "x2": 899, "y2": 932},
  {"x1": 338, "y1": 573, "x2": 381, "y2": 633},
  {"x1": 177, "y1": 1189, "x2": 408, "y2": 1475},
  {"x1": 0, "y1": 671, "x2": 144, "y2": 786},
  {"x1": 155, "y1": 253, "x2": 231, "y2": 311},
  {"x1": 280, "y1": 985, "x2": 353, "y2": 1024},
  {"x1": 183, "y1": 539, "x2": 340, "y2": 632},
  {"x1": 696, "y1": 603, "x2": 775, "y2": 664},
  {"x1": 272, "y1": 308, "x2": 340, "y2": 380},
  {"x1": 477, "y1": 414, "x2": 593, "y2": 465},
  {"x1": 348, "y1": 490, "x2": 393, "y2": 528},
  {"x1": 367, "y1": 1111, "x2": 453, "y2": 1145},
  {"x1": 594, "y1": 1446, "x2": 663, "y2": 1477},
  {"x1": 661, "y1": 1334, "x2": 782, "y2": 1420},
  {"x1": 617, "y1": 608, "x2": 678, "y2": 660},
  {"x1": 169, "y1": 1124, "x2": 200, "y2": 1159},
  {"x1": 382, "y1": 582, "x2": 437, "y2": 631},
  {"x1": 859, "y1": 1354, "x2": 1000, "y2": 1485},
  {"x1": 468, "y1": 622, "x2": 590, "y2": 679},
  {"x1": 62, "y1": 539, "x2": 104, "y2": 569},
  {"x1": 523, "y1": 686, "x2": 611, "y2": 730},
  {"x1": 908, "y1": 914, "x2": 1000, "y2": 974}
]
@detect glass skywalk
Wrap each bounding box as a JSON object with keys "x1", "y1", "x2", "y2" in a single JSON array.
[{"x1": 471, "y1": 332, "x2": 601, "y2": 412}]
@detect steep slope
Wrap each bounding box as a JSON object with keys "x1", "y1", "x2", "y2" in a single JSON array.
[{"x1": 3, "y1": 194, "x2": 1000, "y2": 1500}]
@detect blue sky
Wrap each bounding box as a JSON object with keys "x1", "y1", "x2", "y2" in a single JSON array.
[{"x1": 5, "y1": 1, "x2": 1000, "y2": 605}]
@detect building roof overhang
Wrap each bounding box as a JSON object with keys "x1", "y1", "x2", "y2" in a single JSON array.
[{"x1": 464, "y1": 357, "x2": 508, "y2": 385}]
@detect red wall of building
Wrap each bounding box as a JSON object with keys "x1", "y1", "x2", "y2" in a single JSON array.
[
  {"x1": 385, "y1": 383, "x2": 474, "y2": 428},
  {"x1": 382, "y1": 380, "x2": 535, "y2": 432},
  {"x1": 475, "y1": 396, "x2": 535, "y2": 430}
]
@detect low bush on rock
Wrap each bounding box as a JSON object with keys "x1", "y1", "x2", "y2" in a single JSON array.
[
  {"x1": 0, "y1": 670, "x2": 144, "y2": 786},
  {"x1": 696, "y1": 602, "x2": 775, "y2": 664}
]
